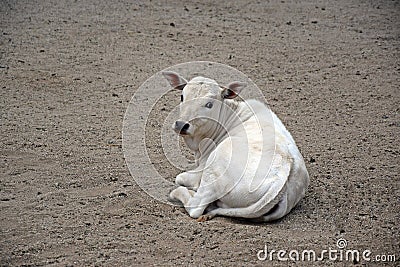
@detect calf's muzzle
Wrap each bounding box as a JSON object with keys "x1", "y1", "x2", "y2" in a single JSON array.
[{"x1": 174, "y1": 120, "x2": 190, "y2": 135}]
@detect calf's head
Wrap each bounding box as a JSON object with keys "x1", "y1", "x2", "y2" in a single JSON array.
[{"x1": 162, "y1": 71, "x2": 246, "y2": 139}]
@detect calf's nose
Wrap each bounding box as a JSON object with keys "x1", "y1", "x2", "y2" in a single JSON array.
[{"x1": 174, "y1": 120, "x2": 190, "y2": 135}]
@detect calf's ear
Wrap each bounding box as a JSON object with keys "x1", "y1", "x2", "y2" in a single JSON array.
[
  {"x1": 162, "y1": 71, "x2": 188, "y2": 90},
  {"x1": 222, "y1": 81, "x2": 247, "y2": 99}
]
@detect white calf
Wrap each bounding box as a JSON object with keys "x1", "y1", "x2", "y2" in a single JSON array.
[{"x1": 163, "y1": 71, "x2": 309, "y2": 222}]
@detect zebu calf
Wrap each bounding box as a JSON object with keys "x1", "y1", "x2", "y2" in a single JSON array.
[{"x1": 163, "y1": 71, "x2": 309, "y2": 222}]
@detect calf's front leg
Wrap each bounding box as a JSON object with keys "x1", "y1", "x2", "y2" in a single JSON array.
[
  {"x1": 170, "y1": 186, "x2": 216, "y2": 219},
  {"x1": 170, "y1": 186, "x2": 195, "y2": 207},
  {"x1": 175, "y1": 169, "x2": 202, "y2": 190}
]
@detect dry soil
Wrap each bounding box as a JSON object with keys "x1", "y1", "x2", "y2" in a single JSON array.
[{"x1": 1, "y1": 0, "x2": 399, "y2": 266}]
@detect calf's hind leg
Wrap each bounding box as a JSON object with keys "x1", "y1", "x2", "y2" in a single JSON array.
[{"x1": 197, "y1": 193, "x2": 289, "y2": 222}]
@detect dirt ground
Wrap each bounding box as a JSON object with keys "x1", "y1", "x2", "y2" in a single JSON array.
[{"x1": 1, "y1": 0, "x2": 399, "y2": 266}]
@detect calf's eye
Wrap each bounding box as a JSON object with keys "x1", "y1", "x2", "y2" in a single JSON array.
[
  {"x1": 205, "y1": 102, "x2": 213, "y2": 109},
  {"x1": 180, "y1": 95, "x2": 183, "y2": 102}
]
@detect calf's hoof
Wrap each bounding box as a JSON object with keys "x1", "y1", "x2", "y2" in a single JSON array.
[{"x1": 196, "y1": 214, "x2": 213, "y2": 222}]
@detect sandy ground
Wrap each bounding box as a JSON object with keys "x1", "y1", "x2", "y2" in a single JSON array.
[{"x1": 1, "y1": 0, "x2": 399, "y2": 266}]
